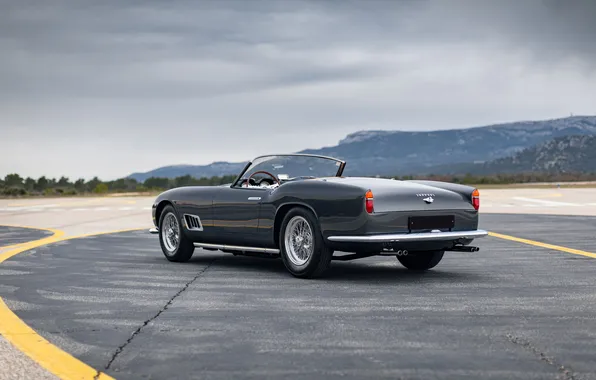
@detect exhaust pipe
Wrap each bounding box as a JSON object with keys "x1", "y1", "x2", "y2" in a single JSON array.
[
  {"x1": 395, "y1": 250, "x2": 409, "y2": 256},
  {"x1": 448, "y1": 245, "x2": 480, "y2": 252}
]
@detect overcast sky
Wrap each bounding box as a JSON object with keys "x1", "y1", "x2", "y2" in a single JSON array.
[{"x1": 1, "y1": 0, "x2": 596, "y2": 180}]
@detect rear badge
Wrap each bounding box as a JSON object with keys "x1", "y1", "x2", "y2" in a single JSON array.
[{"x1": 416, "y1": 193, "x2": 435, "y2": 204}]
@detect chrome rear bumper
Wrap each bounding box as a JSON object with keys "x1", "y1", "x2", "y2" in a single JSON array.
[
  {"x1": 149, "y1": 227, "x2": 159, "y2": 234},
  {"x1": 326, "y1": 229, "x2": 488, "y2": 243}
]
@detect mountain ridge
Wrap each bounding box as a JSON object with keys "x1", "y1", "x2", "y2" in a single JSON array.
[{"x1": 128, "y1": 115, "x2": 596, "y2": 181}]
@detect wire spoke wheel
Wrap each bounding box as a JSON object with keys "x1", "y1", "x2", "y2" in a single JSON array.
[
  {"x1": 161, "y1": 212, "x2": 180, "y2": 255},
  {"x1": 284, "y1": 215, "x2": 314, "y2": 266}
]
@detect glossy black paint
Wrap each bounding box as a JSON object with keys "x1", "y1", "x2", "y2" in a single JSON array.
[{"x1": 152, "y1": 169, "x2": 481, "y2": 254}]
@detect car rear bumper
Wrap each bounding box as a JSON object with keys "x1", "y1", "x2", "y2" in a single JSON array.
[{"x1": 326, "y1": 229, "x2": 488, "y2": 243}]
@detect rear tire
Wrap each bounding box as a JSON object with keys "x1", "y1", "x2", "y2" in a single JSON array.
[
  {"x1": 279, "y1": 207, "x2": 333, "y2": 278},
  {"x1": 397, "y1": 250, "x2": 444, "y2": 271},
  {"x1": 158, "y1": 205, "x2": 195, "y2": 262}
]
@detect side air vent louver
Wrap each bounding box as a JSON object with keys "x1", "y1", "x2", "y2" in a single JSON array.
[{"x1": 184, "y1": 214, "x2": 203, "y2": 231}]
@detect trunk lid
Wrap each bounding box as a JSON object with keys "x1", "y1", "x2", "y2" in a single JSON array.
[{"x1": 322, "y1": 177, "x2": 472, "y2": 212}]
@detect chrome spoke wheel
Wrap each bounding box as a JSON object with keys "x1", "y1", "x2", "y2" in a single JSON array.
[
  {"x1": 161, "y1": 212, "x2": 180, "y2": 255},
  {"x1": 284, "y1": 215, "x2": 314, "y2": 266}
]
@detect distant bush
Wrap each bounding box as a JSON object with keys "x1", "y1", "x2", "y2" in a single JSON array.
[
  {"x1": 1, "y1": 170, "x2": 595, "y2": 198},
  {"x1": 93, "y1": 183, "x2": 109, "y2": 194},
  {"x1": 2, "y1": 187, "x2": 26, "y2": 196}
]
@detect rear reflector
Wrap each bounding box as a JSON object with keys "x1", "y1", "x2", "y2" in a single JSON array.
[
  {"x1": 365, "y1": 189, "x2": 374, "y2": 213},
  {"x1": 472, "y1": 188, "x2": 480, "y2": 210}
]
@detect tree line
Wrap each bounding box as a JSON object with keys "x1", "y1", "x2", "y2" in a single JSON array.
[
  {"x1": 1, "y1": 171, "x2": 596, "y2": 197},
  {"x1": 0, "y1": 173, "x2": 237, "y2": 197}
]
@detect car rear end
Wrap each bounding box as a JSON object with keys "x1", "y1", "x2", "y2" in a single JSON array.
[{"x1": 321, "y1": 178, "x2": 487, "y2": 253}]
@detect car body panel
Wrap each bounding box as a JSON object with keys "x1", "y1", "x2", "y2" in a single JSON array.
[{"x1": 151, "y1": 154, "x2": 487, "y2": 255}]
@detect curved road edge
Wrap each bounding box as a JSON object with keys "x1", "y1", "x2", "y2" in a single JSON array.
[
  {"x1": 0, "y1": 219, "x2": 594, "y2": 380},
  {"x1": 0, "y1": 226, "x2": 147, "y2": 380}
]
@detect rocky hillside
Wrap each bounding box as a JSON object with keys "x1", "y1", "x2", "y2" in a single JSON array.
[
  {"x1": 483, "y1": 134, "x2": 596, "y2": 174},
  {"x1": 424, "y1": 134, "x2": 596, "y2": 175},
  {"x1": 128, "y1": 162, "x2": 246, "y2": 183},
  {"x1": 128, "y1": 115, "x2": 596, "y2": 180},
  {"x1": 300, "y1": 115, "x2": 596, "y2": 176}
]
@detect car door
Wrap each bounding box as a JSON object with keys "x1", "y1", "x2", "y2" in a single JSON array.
[{"x1": 212, "y1": 186, "x2": 268, "y2": 245}]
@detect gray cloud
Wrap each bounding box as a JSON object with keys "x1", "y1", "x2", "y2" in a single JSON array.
[{"x1": 1, "y1": 0, "x2": 595, "y2": 179}]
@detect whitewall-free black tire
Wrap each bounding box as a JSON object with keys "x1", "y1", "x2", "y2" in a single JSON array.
[
  {"x1": 158, "y1": 205, "x2": 195, "y2": 262},
  {"x1": 279, "y1": 207, "x2": 333, "y2": 278}
]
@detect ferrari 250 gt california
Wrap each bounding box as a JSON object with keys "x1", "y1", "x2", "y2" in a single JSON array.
[{"x1": 149, "y1": 154, "x2": 487, "y2": 278}]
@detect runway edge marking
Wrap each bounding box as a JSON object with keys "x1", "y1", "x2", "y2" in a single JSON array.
[
  {"x1": 0, "y1": 223, "x2": 57, "y2": 250},
  {"x1": 488, "y1": 231, "x2": 596, "y2": 259},
  {"x1": 0, "y1": 226, "x2": 148, "y2": 380}
]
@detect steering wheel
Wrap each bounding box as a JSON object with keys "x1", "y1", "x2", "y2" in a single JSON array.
[{"x1": 244, "y1": 170, "x2": 280, "y2": 187}]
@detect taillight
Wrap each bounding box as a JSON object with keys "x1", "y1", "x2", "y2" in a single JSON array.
[
  {"x1": 472, "y1": 188, "x2": 480, "y2": 210},
  {"x1": 365, "y1": 189, "x2": 374, "y2": 213}
]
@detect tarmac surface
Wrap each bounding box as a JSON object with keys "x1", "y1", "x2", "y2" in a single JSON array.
[
  {"x1": 0, "y1": 189, "x2": 595, "y2": 380},
  {"x1": 0, "y1": 226, "x2": 53, "y2": 249},
  {"x1": 1, "y1": 214, "x2": 596, "y2": 380}
]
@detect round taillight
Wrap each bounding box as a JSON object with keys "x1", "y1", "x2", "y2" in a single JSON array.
[
  {"x1": 365, "y1": 189, "x2": 374, "y2": 213},
  {"x1": 472, "y1": 188, "x2": 480, "y2": 210}
]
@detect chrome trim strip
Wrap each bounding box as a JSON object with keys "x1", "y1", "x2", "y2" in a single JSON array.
[
  {"x1": 326, "y1": 229, "x2": 488, "y2": 243},
  {"x1": 149, "y1": 227, "x2": 159, "y2": 234},
  {"x1": 194, "y1": 242, "x2": 280, "y2": 254}
]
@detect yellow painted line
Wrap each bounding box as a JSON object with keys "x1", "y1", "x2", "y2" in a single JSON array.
[
  {"x1": 0, "y1": 224, "x2": 57, "y2": 250},
  {"x1": 0, "y1": 242, "x2": 26, "y2": 250},
  {"x1": 0, "y1": 226, "x2": 147, "y2": 380},
  {"x1": 544, "y1": 193, "x2": 563, "y2": 198},
  {"x1": 0, "y1": 299, "x2": 114, "y2": 380},
  {"x1": 51, "y1": 199, "x2": 105, "y2": 207},
  {"x1": 488, "y1": 231, "x2": 596, "y2": 259}
]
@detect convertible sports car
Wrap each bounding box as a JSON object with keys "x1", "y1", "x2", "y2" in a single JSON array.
[{"x1": 149, "y1": 154, "x2": 487, "y2": 278}]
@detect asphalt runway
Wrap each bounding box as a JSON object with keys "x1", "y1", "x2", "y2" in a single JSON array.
[
  {"x1": 0, "y1": 225, "x2": 53, "y2": 249},
  {"x1": 1, "y1": 214, "x2": 595, "y2": 380}
]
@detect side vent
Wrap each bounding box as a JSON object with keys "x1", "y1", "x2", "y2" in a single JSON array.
[{"x1": 184, "y1": 214, "x2": 203, "y2": 231}]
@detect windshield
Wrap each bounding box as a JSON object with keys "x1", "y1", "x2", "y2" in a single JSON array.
[{"x1": 234, "y1": 154, "x2": 344, "y2": 187}]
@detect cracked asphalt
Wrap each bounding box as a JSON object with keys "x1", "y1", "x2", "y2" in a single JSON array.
[{"x1": 0, "y1": 214, "x2": 595, "y2": 380}]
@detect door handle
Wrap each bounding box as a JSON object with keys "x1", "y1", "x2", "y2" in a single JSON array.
[{"x1": 248, "y1": 197, "x2": 261, "y2": 201}]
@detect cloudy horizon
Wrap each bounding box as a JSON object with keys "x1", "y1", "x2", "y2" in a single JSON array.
[{"x1": 1, "y1": 0, "x2": 596, "y2": 180}]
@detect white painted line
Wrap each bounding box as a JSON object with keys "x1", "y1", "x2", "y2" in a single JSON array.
[
  {"x1": 512, "y1": 197, "x2": 580, "y2": 207},
  {"x1": 118, "y1": 207, "x2": 133, "y2": 211},
  {"x1": 142, "y1": 207, "x2": 152, "y2": 210},
  {"x1": 72, "y1": 208, "x2": 89, "y2": 211},
  {"x1": 93, "y1": 207, "x2": 110, "y2": 211},
  {"x1": 6, "y1": 204, "x2": 59, "y2": 209}
]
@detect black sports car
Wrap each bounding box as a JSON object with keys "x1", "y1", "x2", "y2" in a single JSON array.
[{"x1": 149, "y1": 154, "x2": 487, "y2": 278}]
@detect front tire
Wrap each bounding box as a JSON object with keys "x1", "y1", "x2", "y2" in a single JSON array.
[
  {"x1": 158, "y1": 205, "x2": 195, "y2": 262},
  {"x1": 279, "y1": 207, "x2": 333, "y2": 278},
  {"x1": 397, "y1": 250, "x2": 444, "y2": 271}
]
